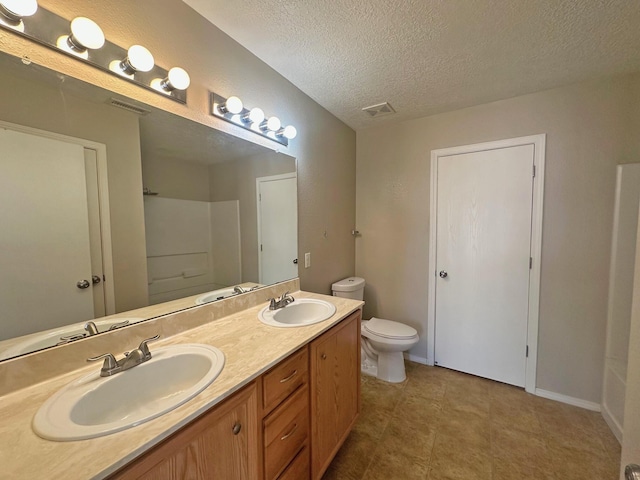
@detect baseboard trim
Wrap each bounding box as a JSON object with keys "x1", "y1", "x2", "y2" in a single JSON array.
[
  {"x1": 535, "y1": 388, "x2": 601, "y2": 412},
  {"x1": 404, "y1": 353, "x2": 429, "y2": 365},
  {"x1": 601, "y1": 403, "x2": 623, "y2": 443}
]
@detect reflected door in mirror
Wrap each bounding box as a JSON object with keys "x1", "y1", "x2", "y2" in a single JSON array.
[
  {"x1": 0, "y1": 127, "x2": 106, "y2": 341},
  {"x1": 257, "y1": 173, "x2": 298, "y2": 285}
]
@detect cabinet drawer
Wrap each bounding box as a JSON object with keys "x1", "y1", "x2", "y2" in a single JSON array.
[
  {"x1": 264, "y1": 385, "x2": 309, "y2": 480},
  {"x1": 263, "y1": 346, "x2": 308, "y2": 413},
  {"x1": 278, "y1": 445, "x2": 309, "y2": 480}
]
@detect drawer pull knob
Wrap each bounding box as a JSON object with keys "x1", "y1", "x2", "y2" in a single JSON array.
[
  {"x1": 321, "y1": 353, "x2": 327, "y2": 360},
  {"x1": 232, "y1": 422, "x2": 242, "y2": 435},
  {"x1": 280, "y1": 423, "x2": 298, "y2": 441},
  {"x1": 279, "y1": 369, "x2": 298, "y2": 383}
]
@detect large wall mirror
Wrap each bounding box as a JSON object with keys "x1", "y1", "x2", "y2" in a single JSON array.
[{"x1": 0, "y1": 52, "x2": 298, "y2": 361}]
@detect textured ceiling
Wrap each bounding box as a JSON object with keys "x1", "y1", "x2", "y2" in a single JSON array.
[{"x1": 183, "y1": 0, "x2": 640, "y2": 130}]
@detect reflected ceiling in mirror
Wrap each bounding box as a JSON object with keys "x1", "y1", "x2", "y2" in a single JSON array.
[{"x1": 0, "y1": 52, "x2": 298, "y2": 361}]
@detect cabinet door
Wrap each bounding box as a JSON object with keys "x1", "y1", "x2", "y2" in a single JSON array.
[
  {"x1": 310, "y1": 310, "x2": 361, "y2": 479},
  {"x1": 111, "y1": 383, "x2": 259, "y2": 480}
]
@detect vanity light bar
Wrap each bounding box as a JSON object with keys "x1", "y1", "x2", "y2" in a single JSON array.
[
  {"x1": 210, "y1": 92, "x2": 297, "y2": 147},
  {"x1": 0, "y1": 4, "x2": 189, "y2": 104}
]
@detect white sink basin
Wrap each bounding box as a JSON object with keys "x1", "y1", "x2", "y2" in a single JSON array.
[
  {"x1": 195, "y1": 287, "x2": 237, "y2": 305},
  {"x1": 33, "y1": 344, "x2": 225, "y2": 441},
  {"x1": 258, "y1": 298, "x2": 336, "y2": 328}
]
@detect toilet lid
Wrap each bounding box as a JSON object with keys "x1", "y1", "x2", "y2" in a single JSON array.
[{"x1": 364, "y1": 317, "x2": 417, "y2": 339}]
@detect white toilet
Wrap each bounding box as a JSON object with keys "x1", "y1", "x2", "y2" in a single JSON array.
[{"x1": 331, "y1": 277, "x2": 419, "y2": 383}]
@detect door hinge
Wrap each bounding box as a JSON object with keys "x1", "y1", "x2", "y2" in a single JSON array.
[
  {"x1": 526, "y1": 345, "x2": 529, "y2": 357},
  {"x1": 259, "y1": 193, "x2": 262, "y2": 201},
  {"x1": 260, "y1": 244, "x2": 263, "y2": 252},
  {"x1": 533, "y1": 165, "x2": 536, "y2": 178},
  {"x1": 529, "y1": 257, "x2": 533, "y2": 269}
]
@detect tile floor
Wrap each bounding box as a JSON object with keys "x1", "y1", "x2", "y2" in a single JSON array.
[{"x1": 323, "y1": 362, "x2": 621, "y2": 480}]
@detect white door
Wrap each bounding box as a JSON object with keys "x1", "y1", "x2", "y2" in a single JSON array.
[
  {"x1": 620, "y1": 197, "x2": 640, "y2": 478},
  {"x1": 0, "y1": 128, "x2": 101, "y2": 340},
  {"x1": 84, "y1": 148, "x2": 107, "y2": 318},
  {"x1": 257, "y1": 173, "x2": 298, "y2": 285},
  {"x1": 621, "y1": 311, "x2": 640, "y2": 479},
  {"x1": 434, "y1": 145, "x2": 535, "y2": 387}
]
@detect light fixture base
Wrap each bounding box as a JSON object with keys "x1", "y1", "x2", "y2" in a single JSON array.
[
  {"x1": 210, "y1": 92, "x2": 289, "y2": 147},
  {"x1": 0, "y1": 4, "x2": 21, "y2": 25},
  {"x1": 0, "y1": 6, "x2": 187, "y2": 104}
]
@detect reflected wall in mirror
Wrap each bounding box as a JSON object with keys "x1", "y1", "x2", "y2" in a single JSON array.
[{"x1": 0, "y1": 52, "x2": 298, "y2": 361}]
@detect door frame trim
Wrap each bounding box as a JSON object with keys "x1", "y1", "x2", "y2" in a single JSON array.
[
  {"x1": 427, "y1": 134, "x2": 546, "y2": 393},
  {"x1": 256, "y1": 172, "x2": 298, "y2": 285},
  {"x1": 0, "y1": 120, "x2": 116, "y2": 316}
]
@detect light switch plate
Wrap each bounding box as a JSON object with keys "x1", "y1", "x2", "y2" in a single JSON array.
[{"x1": 304, "y1": 252, "x2": 311, "y2": 268}]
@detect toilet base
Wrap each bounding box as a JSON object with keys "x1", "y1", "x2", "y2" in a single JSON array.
[
  {"x1": 361, "y1": 350, "x2": 378, "y2": 378},
  {"x1": 361, "y1": 346, "x2": 407, "y2": 383},
  {"x1": 376, "y1": 351, "x2": 406, "y2": 383}
]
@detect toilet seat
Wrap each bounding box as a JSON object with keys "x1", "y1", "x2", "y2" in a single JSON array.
[{"x1": 363, "y1": 317, "x2": 417, "y2": 340}]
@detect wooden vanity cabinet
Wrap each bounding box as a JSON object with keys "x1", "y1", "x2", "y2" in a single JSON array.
[
  {"x1": 261, "y1": 345, "x2": 310, "y2": 480},
  {"x1": 109, "y1": 307, "x2": 362, "y2": 480},
  {"x1": 310, "y1": 310, "x2": 361, "y2": 479},
  {"x1": 110, "y1": 382, "x2": 259, "y2": 480}
]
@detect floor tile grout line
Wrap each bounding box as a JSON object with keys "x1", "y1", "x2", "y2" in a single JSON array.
[
  {"x1": 327, "y1": 363, "x2": 620, "y2": 480},
  {"x1": 358, "y1": 374, "x2": 409, "y2": 479}
]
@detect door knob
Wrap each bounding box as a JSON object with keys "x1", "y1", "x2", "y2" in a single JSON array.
[
  {"x1": 77, "y1": 279, "x2": 91, "y2": 289},
  {"x1": 626, "y1": 464, "x2": 640, "y2": 480},
  {"x1": 293, "y1": 259, "x2": 298, "y2": 264},
  {"x1": 439, "y1": 271, "x2": 448, "y2": 278},
  {"x1": 92, "y1": 275, "x2": 102, "y2": 284}
]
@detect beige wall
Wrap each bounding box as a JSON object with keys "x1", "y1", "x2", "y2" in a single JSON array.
[
  {"x1": 210, "y1": 153, "x2": 296, "y2": 281},
  {"x1": 142, "y1": 156, "x2": 210, "y2": 202},
  {"x1": 356, "y1": 73, "x2": 640, "y2": 403},
  {"x1": 0, "y1": 0, "x2": 356, "y2": 297},
  {"x1": 0, "y1": 68, "x2": 148, "y2": 314}
]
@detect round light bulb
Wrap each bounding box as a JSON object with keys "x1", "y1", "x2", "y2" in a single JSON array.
[
  {"x1": 126, "y1": 45, "x2": 154, "y2": 72},
  {"x1": 266, "y1": 116, "x2": 281, "y2": 132},
  {"x1": 283, "y1": 125, "x2": 297, "y2": 140},
  {"x1": 69, "y1": 17, "x2": 105, "y2": 50},
  {"x1": 225, "y1": 96, "x2": 243, "y2": 114},
  {"x1": 167, "y1": 67, "x2": 190, "y2": 90},
  {"x1": 0, "y1": 0, "x2": 38, "y2": 18},
  {"x1": 248, "y1": 107, "x2": 265, "y2": 124}
]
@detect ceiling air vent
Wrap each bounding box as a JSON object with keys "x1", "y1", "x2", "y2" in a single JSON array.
[
  {"x1": 362, "y1": 102, "x2": 396, "y2": 118},
  {"x1": 106, "y1": 98, "x2": 150, "y2": 116}
]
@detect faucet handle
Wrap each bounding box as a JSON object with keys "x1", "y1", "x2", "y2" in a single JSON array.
[
  {"x1": 268, "y1": 297, "x2": 277, "y2": 310},
  {"x1": 138, "y1": 334, "x2": 160, "y2": 357},
  {"x1": 280, "y1": 291, "x2": 294, "y2": 305},
  {"x1": 108, "y1": 320, "x2": 130, "y2": 331},
  {"x1": 87, "y1": 352, "x2": 118, "y2": 372}
]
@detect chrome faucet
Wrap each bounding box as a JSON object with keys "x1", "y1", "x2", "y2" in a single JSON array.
[
  {"x1": 268, "y1": 292, "x2": 295, "y2": 310},
  {"x1": 84, "y1": 319, "x2": 130, "y2": 337},
  {"x1": 84, "y1": 321, "x2": 99, "y2": 336},
  {"x1": 234, "y1": 285, "x2": 261, "y2": 294},
  {"x1": 87, "y1": 334, "x2": 160, "y2": 377}
]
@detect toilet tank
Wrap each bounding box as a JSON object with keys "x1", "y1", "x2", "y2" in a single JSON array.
[{"x1": 331, "y1": 277, "x2": 366, "y2": 300}]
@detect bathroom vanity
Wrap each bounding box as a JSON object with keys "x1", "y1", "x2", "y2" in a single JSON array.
[
  {"x1": 0, "y1": 285, "x2": 362, "y2": 480},
  {"x1": 111, "y1": 309, "x2": 361, "y2": 479}
]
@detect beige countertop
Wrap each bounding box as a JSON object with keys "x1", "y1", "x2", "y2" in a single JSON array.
[
  {"x1": 0, "y1": 290, "x2": 363, "y2": 480},
  {"x1": 0, "y1": 283, "x2": 262, "y2": 361}
]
